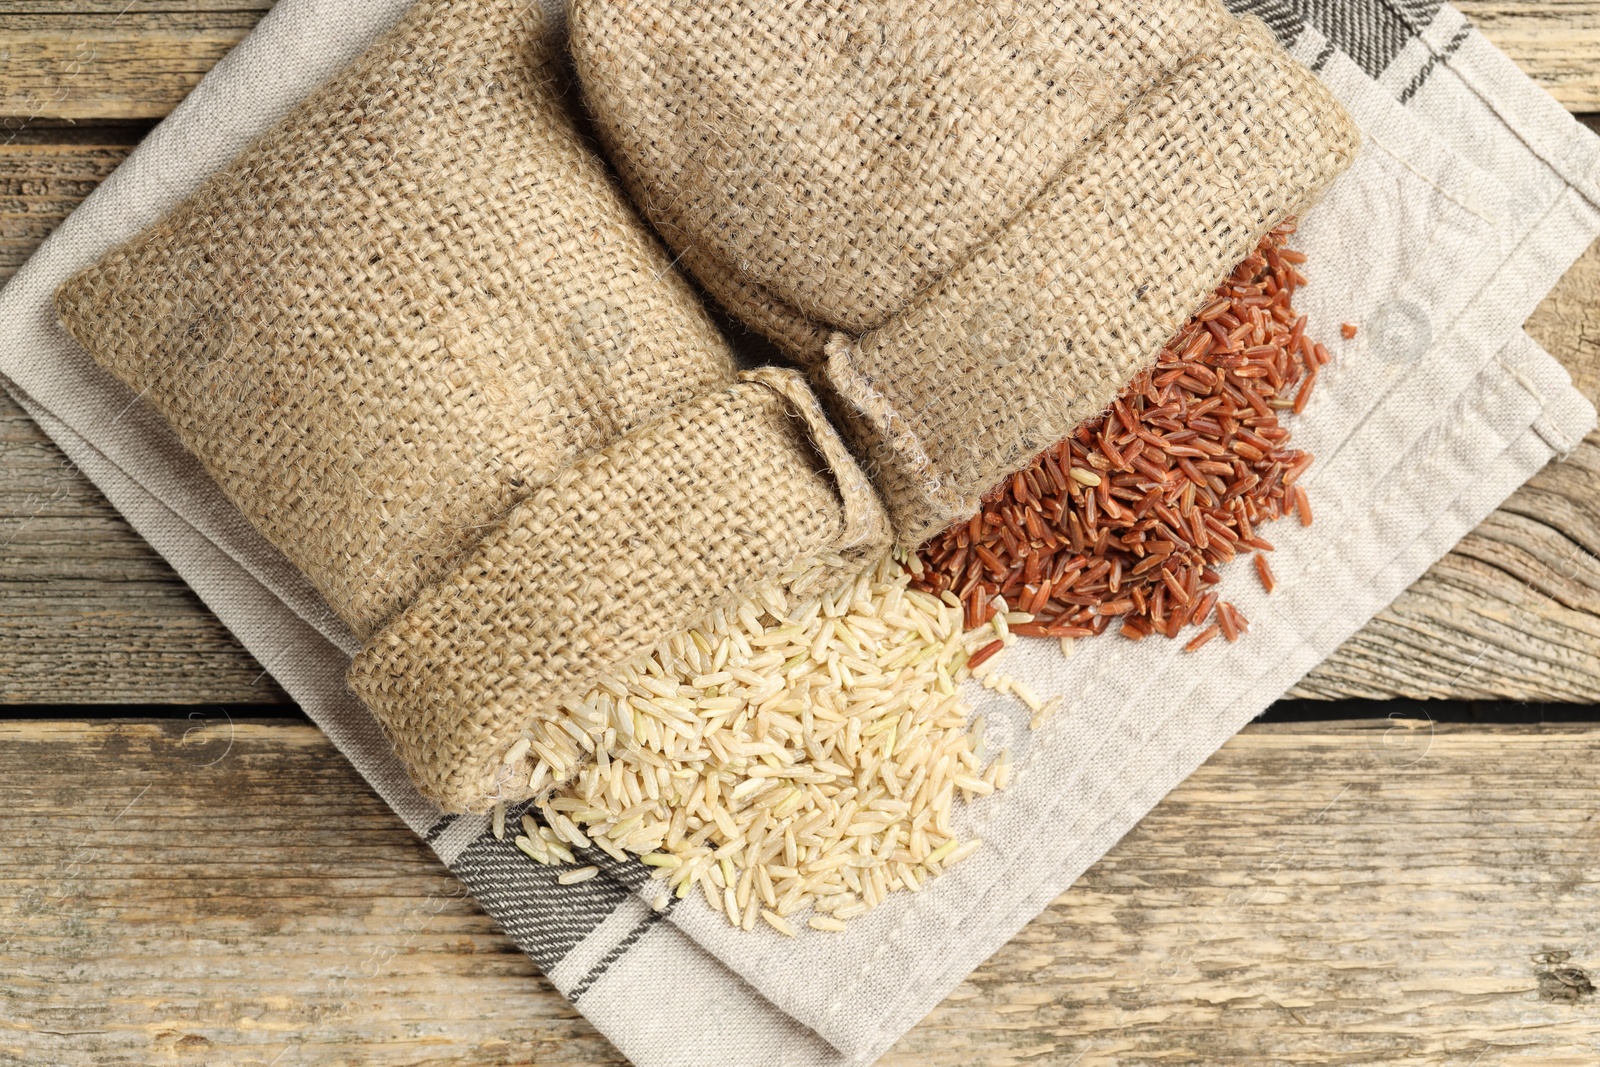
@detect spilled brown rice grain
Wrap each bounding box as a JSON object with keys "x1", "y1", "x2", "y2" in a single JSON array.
[
  {"x1": 497, "y1": 224, "x2": 1337, "y2": 934},
  {"x1": 504, "y1": 552, "x2": 1021, "y2": 932},
  {"x1": 911, "y1": 220, "x2": 1330, "y2": 650}
]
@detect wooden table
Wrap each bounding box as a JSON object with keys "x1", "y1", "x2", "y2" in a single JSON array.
[{"x1": 2, "y1": 5, "x2": 1599, "y2": 1063}]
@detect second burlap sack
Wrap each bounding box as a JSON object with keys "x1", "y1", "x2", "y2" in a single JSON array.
[
  {"x1": 53, "y1": 0, "x2": 889, "y2": 811},
  {"x1": 570, "y1": 0, "x2": 1362, "y2": 545}
]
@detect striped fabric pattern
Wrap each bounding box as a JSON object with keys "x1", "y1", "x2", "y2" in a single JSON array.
[{"x1": 427, "y1": 0, "x2": 1500, "y2": 1014}]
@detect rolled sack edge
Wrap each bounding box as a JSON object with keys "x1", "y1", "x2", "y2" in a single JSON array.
[
  {"x1": 346, "y1": 370, "x2": 892, "y2": 813},
  {"x1": 821, "y1": 16, "x2": 1362, "y2": 548}
]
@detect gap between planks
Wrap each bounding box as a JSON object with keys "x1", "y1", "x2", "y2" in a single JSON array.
[
  {"x1": 1, "y1": 138, "x2": 1599, "y2": 703},
  {"x1": 0, "y1": 3, "x2": 1593, "y2": 121},
  {"x1": 0, "y1": 5, "x2": 1599, "y2": 704},
  {"x1": 3, "y1": 717, "x2": 1599, "y2": 1066}
]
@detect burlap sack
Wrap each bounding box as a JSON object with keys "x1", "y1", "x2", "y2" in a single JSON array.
[
  {"x1": 52, "y1": 0, "x2": 890, "y2": 812},
  {"x1": 349, "y1": 367, "x2": 889, "y2": 810},
  {"x1": 52, "y1": 0, "x2": 738, "y2": 641},
  {"x1": 570, "y1": 0, "x2": 1362, "y2": 545}
]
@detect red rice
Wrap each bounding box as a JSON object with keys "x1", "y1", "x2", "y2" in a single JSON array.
[{"x1": 911, "y1": 221, "x2": 1332, "y2": 650}]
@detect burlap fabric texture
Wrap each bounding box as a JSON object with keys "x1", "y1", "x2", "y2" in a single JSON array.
[
  {"x1": 570, "y1": 0, "x2": 1362, "y2": 545},
  {"x1": 52, "y1": 0, "x2": 889, "y2": 812}
]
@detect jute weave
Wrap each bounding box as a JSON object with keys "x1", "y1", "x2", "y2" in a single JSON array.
[
  {"x1": 350, "y1": 369, "x2": 890, "y2": 810},
  {"x1": 571, "y1": 0, "x2": 1360, "y2": 542},
  {"x1": 53, "y1": 0, "x2": 1356, "y2": 808},
  {"x1": 53, "y1": 0, "x2": 889, "y2": 811},
  {"x1": 54, "y1": 0, "x2": 737, "y2": 641}
]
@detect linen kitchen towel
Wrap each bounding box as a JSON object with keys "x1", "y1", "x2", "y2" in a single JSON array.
[{"x1": 0, "y1": 1, "x2": 1594, "y2": 1064}]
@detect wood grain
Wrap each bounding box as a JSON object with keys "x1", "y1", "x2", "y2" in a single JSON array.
[
  {"x1": 4, "y1": 718, "x2": 1599, "y2": 1065},
  {"x1": 0, "y1": 136, "x2": 286, "y2": 703},
  {"x1": 3, "y1": 3, "x2": 1595, "y2": 120},
  {"x1": 0, "y1": 3, "x2": 270, "y2": 123},
  {"x1": 0, "y1": 388, "x2": 286, "y2": 704},
  {"x1": 1527, "y1": 221, "x2": 1600, "y2": 405},
  {"x1": 0, "y1": 138, "x2": 126, "y2": 286},
  {"x1": 1295, "y1": 435, "x2": 1600, "y2": 701},
  {"x1": 1458, "y1": 0, "x2": 1600, "y2": 110},
  {"x1": 4, "y1": 134, "x2": 1599, "y2": 704},
  {"x1": 1295, "y1": 237, "x2": 1600, "y2": 702}
]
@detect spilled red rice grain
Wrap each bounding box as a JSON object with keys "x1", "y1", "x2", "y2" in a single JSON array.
[{"x1": 911, "y1": 220, "x2": 1332, "y2": 651}]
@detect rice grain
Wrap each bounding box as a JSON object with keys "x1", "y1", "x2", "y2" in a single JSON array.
[
  {"x1": 505, "y1": 551, "x2": 1015, "y2": 932},
  {"x1": 911, "y1": 222, "x2": 1331, "y2": 653}
]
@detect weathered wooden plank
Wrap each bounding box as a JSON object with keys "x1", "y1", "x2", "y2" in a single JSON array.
[
  {"x1": 1295, "y1": 434, "x2": 1600, "y2": 701},
  {"x1": 0, "y1": 367, "x2": 284, "y2": 704},
  {"x1": 3, "y1": 717, "x2": 1599, "y2": 1065},
  {"x1": 1459, "y1": 0, "x2": 1600, "y2": 111},
  {"x1": 2, "y1": 133, "x2": 1599, "y2": 703},
  {"x1": 1296, "y1": 238, "x2": 1600, "y2": 702},
  {"x1": 0, "y1": 4, "x2": 271, "y2": 123},
  {"x1": 0, "y1": 136, "x2": 285, "y2": 703},
  {"x1": 1526, "y1": 216, "x2": 1600, "y2": 405},
  {"x1": 0, "y1": 3, "x2": 1596, "y2": 120},
  {"x1": 0, "y1": 138, "x2": 127, "y2": 286}
]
